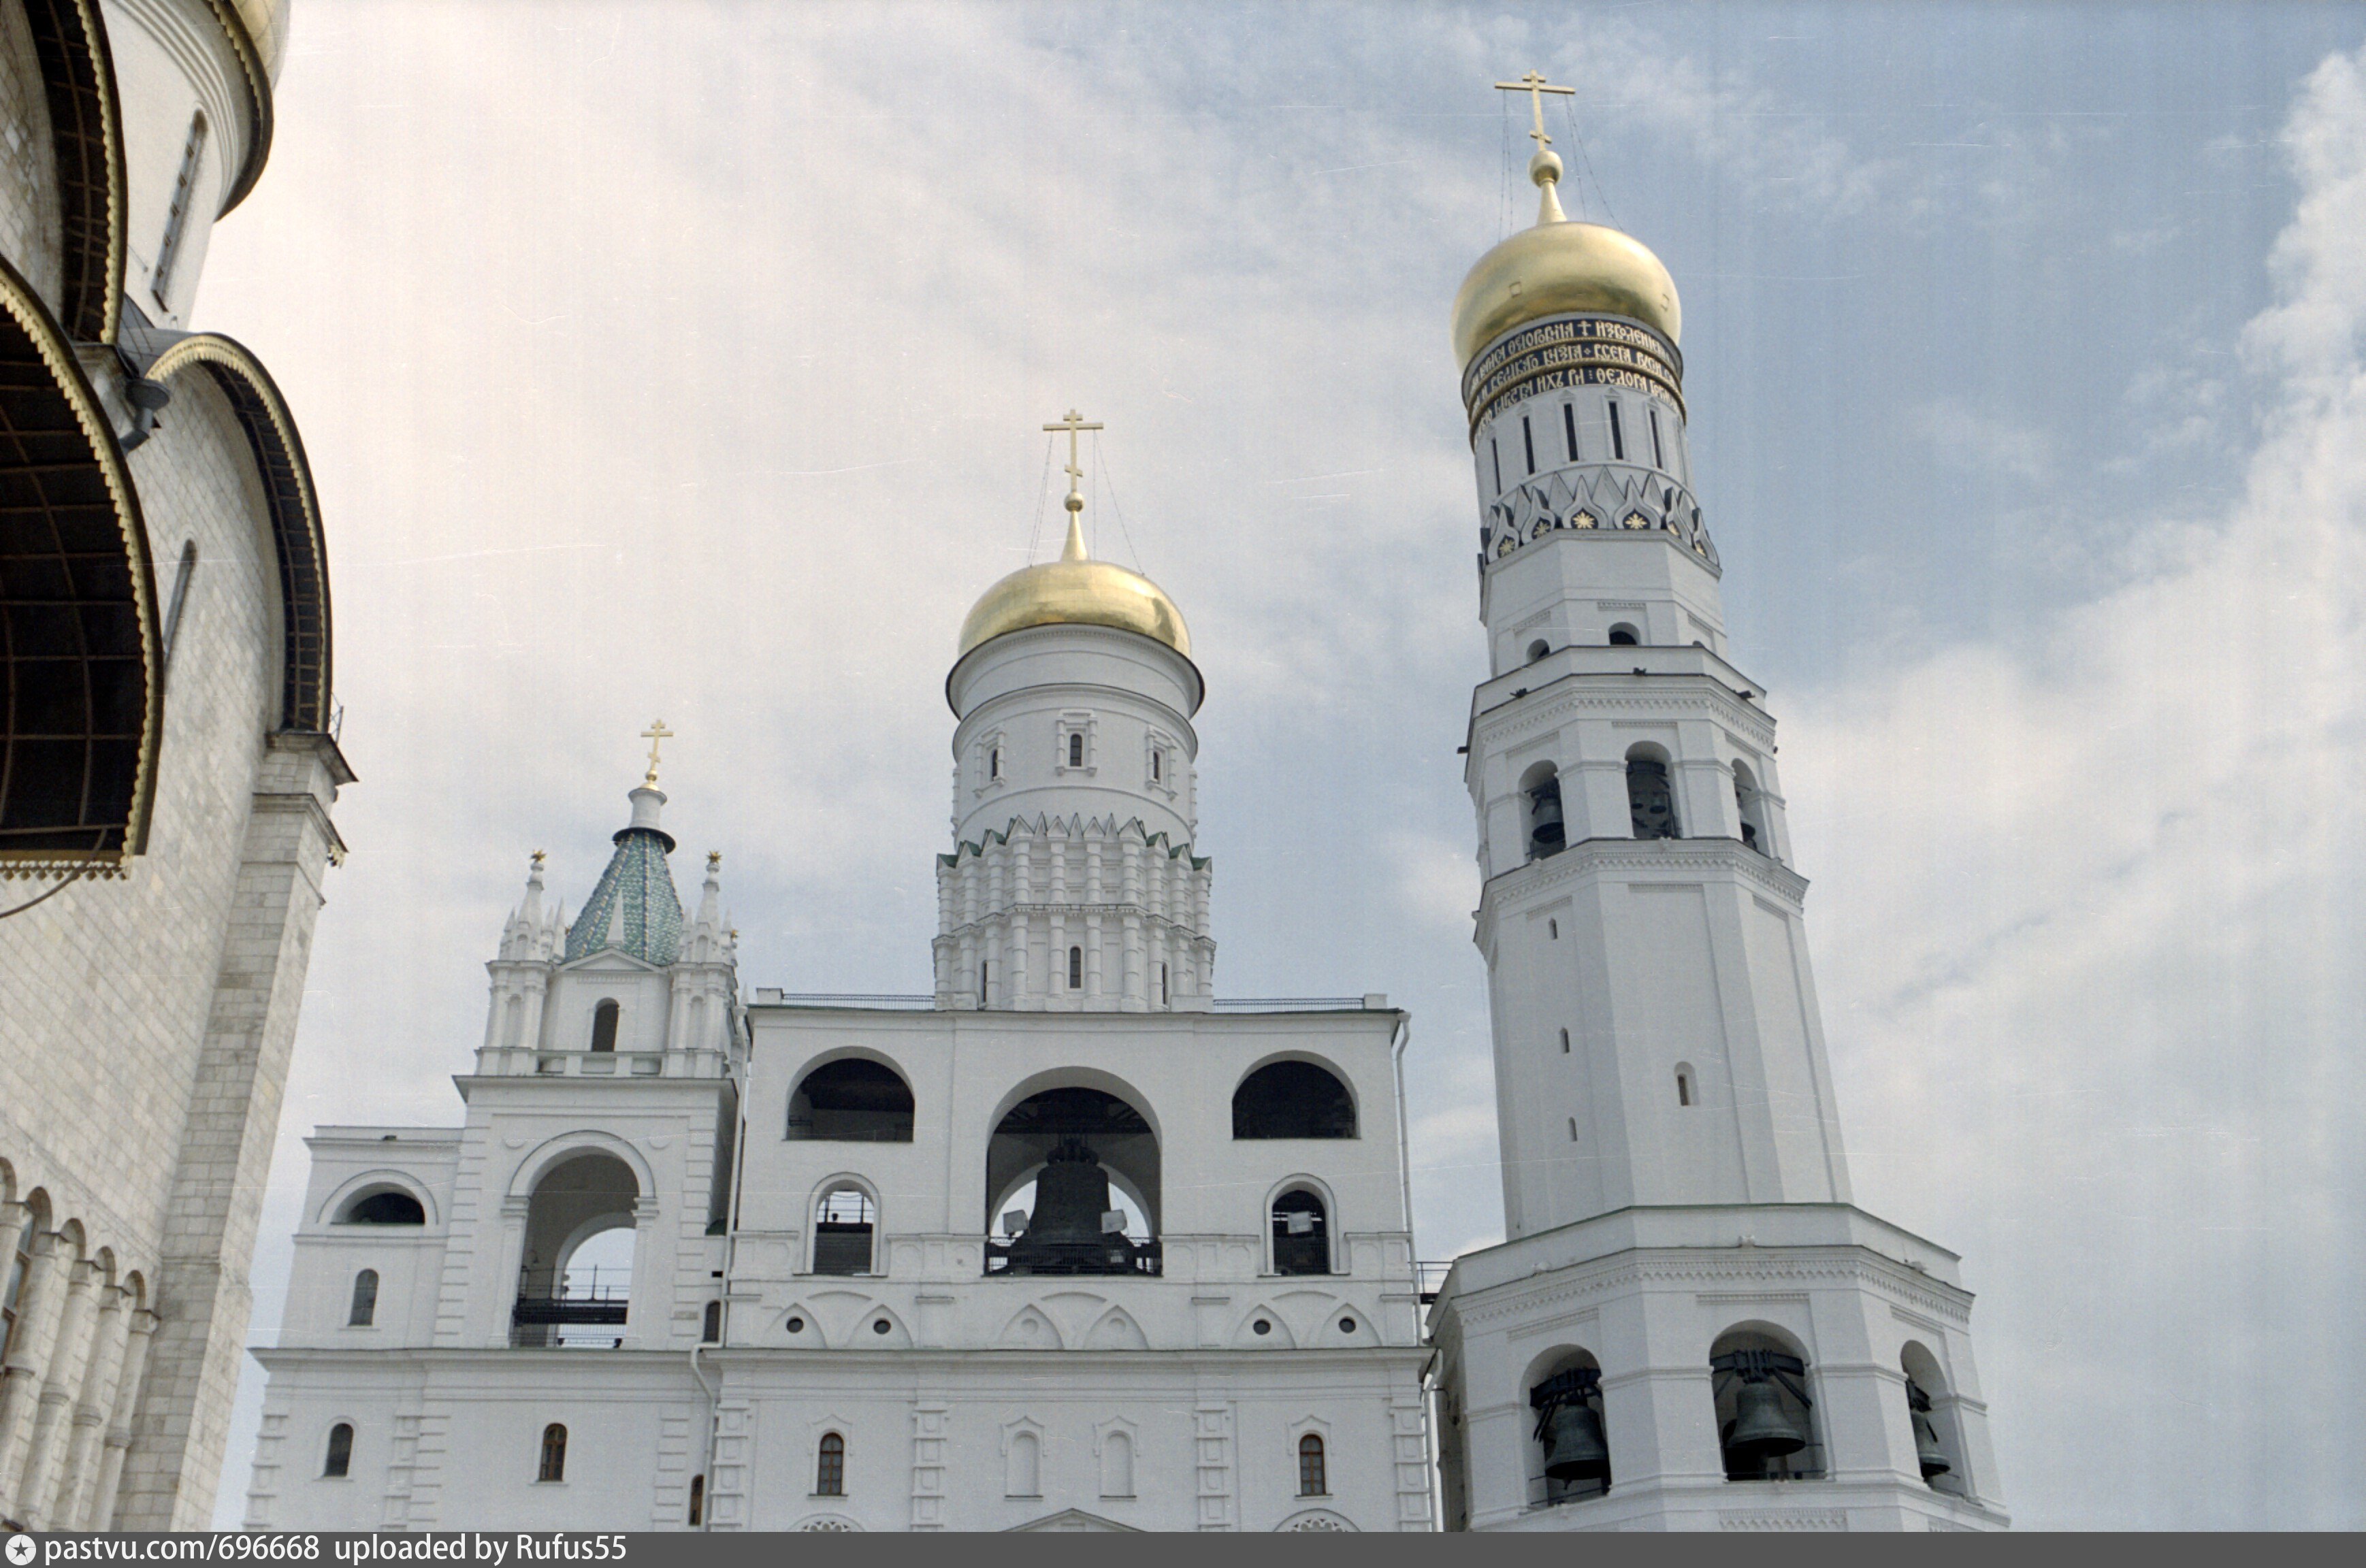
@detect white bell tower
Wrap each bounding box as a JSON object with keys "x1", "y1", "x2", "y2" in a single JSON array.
[{"x1": 1428, "y1": 74, "x2": 2009, "y2": 1533}]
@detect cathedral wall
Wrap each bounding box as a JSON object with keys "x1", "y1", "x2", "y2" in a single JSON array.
[
  {"x1": 0, "y1": 371, "x2": 279, "y2": 1284},
  {"x1": 100, "y1": 0, "x2": 254, "y2": 324},
  {"x1": 0, "y1": 8, "x2": 64, "y2": 312}
]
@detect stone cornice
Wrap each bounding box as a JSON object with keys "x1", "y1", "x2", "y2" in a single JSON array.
[
  {"x1": 1477, "y1": 837, "x2": 1809, "y2": 939},
  {"x1": 1439, "y1": 1245, "x2": 1975, "y2": 1332},
  {"x1": 1472, "y1": 675, "x2": 1777, "y2": 755}
]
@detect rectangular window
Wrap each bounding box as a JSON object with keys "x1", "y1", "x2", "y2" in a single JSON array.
[
  {"x1": 1649, "y1": 408, "x2": 1666, "y2": 470},
  {"x1": 1563, "y1": 402, "x2": 1579, "y2": 461},
  {"x1": 1607, "y1": 401, "x2": 1625, "y2": 461},
  {"x1": 1522, "y1": 415, "x2": 1536, "y2": 475},
  {"x1": 1491, "y1": 439, "x2": 1503, "y2": 494},
  {"x1": 152, "y1": 114, "x2": 208, "y2": 308}
]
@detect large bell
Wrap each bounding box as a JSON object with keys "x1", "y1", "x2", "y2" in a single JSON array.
[
  {"x1": 1003, "y1": 1139, "x2": 1135, "y2": 1273},
  {"x1": 1528, "y1": 785, "x2": 1566, "y2": 855},
  {"x1": 1724, "y1": 1379, "x2": 1809, "y2": 1465},
  {"x1": 1909, "y1": 1389, "x2": 1951, "y2": 1480},
  {"x1": 1541, "y1": 1400, "x2": 1610, "y2": 1484}
]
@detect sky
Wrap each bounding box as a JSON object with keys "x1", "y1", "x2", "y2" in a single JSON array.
[{"x1": 190, "y1": 1, "x2": 2366, "y2": 1529}]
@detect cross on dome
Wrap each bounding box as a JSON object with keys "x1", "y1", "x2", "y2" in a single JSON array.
[
  {"x1": 1043, "y1": 408, "x2": 1105, "y2": 548},
  {"x1": 639, "y1": 719, "x2": 675, "y2": 787},
  {"x1": 1495, "y1": 69, "x2": 1577, "y2": 224}
]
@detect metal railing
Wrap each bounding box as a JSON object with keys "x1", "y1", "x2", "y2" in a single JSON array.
[{"x1": 1416, "y1": 1261, "x2": 1454, "y2": 1304}]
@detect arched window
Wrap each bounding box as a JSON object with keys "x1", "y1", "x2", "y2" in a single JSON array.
[
  {"x1": 815, "y1": 1432, "x2": 845, "y2": 1496},
  {"x1": 589, "y1": 999, "x2": 620, "y2": 1053},
  {"x1": 1005, "y1": 1429, "x2": 1041, "y2": 1497},
  {"x1": 1297, "y1": 1434, "x2": 1327, "y2": 1497},
  {"x1": 701, "y1": 1301, "x2": 722, "y2": 1343},
  {"x1": 151, "y1": 112, "x2": 207, "y2": 306},
  {"x1": 1607, "y1": 623, "x2": 1640, "y2": 647},
  {"x1": 1733, "y1": 762, "x2": 1770, "y2": 854},
  {"x1": 1529, "y1": 1352, "x2": 1610, "y2": 1503},
  {"x1": 1067, "y1": 946, "x2": 1083, "y2": 990},
  {"x1": 1711, "y1": 1329, "x2": 1823, "y2": 1481},
  {"x1": 1068, "y1": 732, "x2": 1084, "y2": 768},
  {"x1": 1626, "y1": 747, "x2": 1679, "y2": 839},
  {"x1": 323, "y1": 1422, "x2": 353, "y2": 1479},
  {"x1": 1100, "y1": 1430, "x2": 1135, "y2": 1498},
  {"x1": 538, "y1": 1423, "x2": 568, "y2": 1483},
  {"x1": 1520, "y1": 762, "x2": 1566, "y2": 862},
  {"x1": 338, "y1": 1190, "x2": 425, "y2": 1225},
  {"x1": 988, "y1": 747, "x2": 1001, "y2": 780},
  {"x1": 3, "y1": 1210, "x2": 34, "y2": 1362},
  {"x1": 1233, "y1": 1062, "x2": 1356, "y2": 1139},
  {"x1": 1526, "y1": 638, "x2": 1551, "y2": 664},
  {"x1": 515, "y1": 1153, "x2": 638, "y2": 1348},
  {"x1": 348, "y1": 1269, "x2": 378, "y2": 1326},
  {"x1": 687, "y1": 1474, "x2": 704, "y2": 1526},
  {"x1": 1271, "y1": 1189, "x2": 1331, "y2": 1276},
  {"x1": 788, "y1": 1059, "x2": 914, "y2": 1142},
  {"x1": 812, "y1": 1186, "x2": 877, "y2": 1275}
]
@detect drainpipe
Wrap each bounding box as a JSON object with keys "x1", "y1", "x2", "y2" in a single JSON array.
[{"x1": 692, "y1": 998, "x2": 756, "y2": 1530}]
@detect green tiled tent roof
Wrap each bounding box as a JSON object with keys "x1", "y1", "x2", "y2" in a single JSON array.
[{"x1": 566, "y1": 814, "x2": 683, "y2": 966}]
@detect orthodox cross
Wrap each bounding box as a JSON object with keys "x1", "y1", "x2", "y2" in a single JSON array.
[
  {"x1": 640, "y1": 719, "x2": 675, "y2": 787},
  {"x1": 1043, "y1": 408, "x2": 1103, "y2": 507},
  {"x1": 1495, "y1": 69, "x2": 1575, "y2": 151}
]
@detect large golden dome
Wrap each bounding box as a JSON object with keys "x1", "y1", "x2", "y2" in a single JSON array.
[
  {"x1": 956, "y1": 517, "x2": 1190, "y2": 659},
  {"x1": 1451, "y1": 166, "x2": 1681, "y2": 364}
]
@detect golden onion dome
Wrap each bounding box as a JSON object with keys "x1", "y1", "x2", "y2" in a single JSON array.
[
  {"x1": 228, "y1": 0, "x2": 292, "y2": 84},
  {"x1": 1451, "y1": 152, "x2": 1681, "y2": 365},
  {"x1": 957, "y1": 515, "x2": 1190, "y2": 659}
]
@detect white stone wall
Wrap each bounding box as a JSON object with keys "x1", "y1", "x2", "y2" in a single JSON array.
[{"x1": 0, "y1": 2, "x2": 61, "y2": 312}]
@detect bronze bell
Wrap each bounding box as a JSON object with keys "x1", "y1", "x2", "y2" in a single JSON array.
[
  {"x1": 1909, "y1": 1387, "x2": 1951, "y2": 1479},
  {"x1": 1015, "y1": 1138, "x2": 1110, "y2": 1249},
  {"x1": 1725, "y1": 1379, "x2": 1809, "y2": 1464},
  {"x1": 1528, "y1": 785, "x2": 1566, "y2": 855},
  {"x1": 1541, "y1": 1400, "x2": 1610, "y2": 1484}
]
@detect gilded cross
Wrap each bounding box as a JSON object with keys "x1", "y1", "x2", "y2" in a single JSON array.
[
  {"x1": 1495, "y1": 69, "x2": 1575, "y2": 151},
  {"x1": 1043, "y1": 408, "x2": 1104, "y2": 504},
  {"x1": 640, "y1": 719, "x2": 675, "y2": 787}
]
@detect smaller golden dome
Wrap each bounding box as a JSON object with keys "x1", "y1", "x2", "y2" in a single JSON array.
[
  {"x1": 1451, "y1": 159, "x2": 1681, "y2": 363},
  {"x1": 228, "y1": 0, "x2": 292, "y2": 84},
  {"x1": 956, "y1": 517, "x2": 1190, "y2": 659}
]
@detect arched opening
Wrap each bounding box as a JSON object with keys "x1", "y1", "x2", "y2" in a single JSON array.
[
  {"x1": 336, "y1": 1188, "x2": 425, "y2": 1226},
  {"x1": 1271, "y1": 1188, "x2": 1331, "y2": 1276},
  {"x1": 538, "y1": 1424, "x2": 568, "y2": 1483},
  {"x1": 1607, "y1": 623, "x2": 1640, "y2": 646},
  {"x1": 1732, "y1": 761, "x2": 1769, "y2": 854},
  {"x1": 512, "y1": 1152, "x2": 638, "y2": 1348},
  {"x1": 1625, "y1": 745, "x2": 1679, "y2": 840},
  {"x1": 1902, "y1": 1342, "x2": 1967, "y2": 1494},
  {"x1": 988, "y1": 747, "x2": 1001, "y2": 780},
  {"x1": 701, "y1": 1301, "x2": 723, "y2": 1344},
  {"x1": 1711, "y1": 1327, "x2": 1824, "y2": 1481},
  {"x1": 1068, "y1": 946, "x2": 1083, "y2": 990},
  {"x1": 1232, "y1": 1061, "x2": 1357, "y2": 1139},
  {"x1": 1297, "y1": 1434, "x2": 1327, "y2": 1497},
  {"x1": 1675, "y1": 1063, "x2": 1696, "y2": 1107},
  {"x1": 1527, "y1": 1348, "x2": 1610, "y2": 1505},
  {"x1": 788, "y1": 1058, "x2": 914, "y2": 1142},
  {"x1": 1068, "y1": 732, "x2": 1084, "y2": 767},
  {"x1": 2, "y1": 1201, "x2": 36, "y2": 1360},
  {"x1": 687, "y1": 1474, "x2": 704, "y2": 1525},
  {"x1": 1525, "y1": 638, "x2": 1551, "y2": 664},
  {"x1": 811, "y1": 1184, "x2": 877, "y2": 1276},
  {"x1": 815, "y1": 1433, "x2": 845, "y2": 1496},
  {"x1": 986, "y1": 1085, "x2": 1161, "y2": 1276},
  {"x1": 1519, "y1": 761, "x2": 1566, "y2": 862},
  {"x1": 589, "y1": 999, "x2": 620, "y2": 1054},
  {"x1": 347, "y1": 1269, "x2": 378, "y2": 1327},
  {"x1": 323, "y1": 1422, "x2": 353, "y2": 1479}
]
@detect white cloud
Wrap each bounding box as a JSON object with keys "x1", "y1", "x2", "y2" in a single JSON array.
[{"x1": 1787, "y1": 46, "x2": 2366, "y2": 1528}]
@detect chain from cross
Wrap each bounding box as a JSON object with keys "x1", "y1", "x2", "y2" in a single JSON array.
[
  {"x1": 1043, "y1": 408, "x2": 1104, "y2": 503},
  {"x1": 1495, "y1": 69, "x2": 1575, "y2": 151},
  {"x1": 640, "y1": 719, "x2": 675, "y2": 787}
]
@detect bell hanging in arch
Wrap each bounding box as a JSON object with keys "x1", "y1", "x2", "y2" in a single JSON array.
[
  {"x1": 1724, "y1": 1379, "x2": 1809, "y2": 1464},
  {"x1": 1909, "y1": 1385, "x2": 1951, "y2": 1480},
  {"x1": 1540, "y1": 1400, "x2": 1610, "y2": 1484}
]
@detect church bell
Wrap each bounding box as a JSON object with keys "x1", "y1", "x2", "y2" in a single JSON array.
[
  {"x1": 1540, "y1": 1401, "x2": 1610, "y2": 1484},
  {"x1": 1909, "y1": 1384, "x2": 1951, "y2": 1480},
  {"x1": 1724, "y1": 1379, "x2": 1809, "y2": 1463},
  {"x1": 1002, "y1": 1138, "x2": 1136, "y2": 1273}
]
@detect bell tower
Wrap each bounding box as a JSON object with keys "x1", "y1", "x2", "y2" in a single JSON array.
[{"x1": 1427, "y1": 75, "x2": 2009, "y2": 1533}]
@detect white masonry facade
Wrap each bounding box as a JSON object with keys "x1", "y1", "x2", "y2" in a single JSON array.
[
  {"x1": 1425, "y1": 146, "x2": 2009, "y2": 1530},
  {"x1": 246, "y1": 527, "x2": 1432, "y2": 1531},
  {"x1": 1, "y1": 0, "x2": 349, "y2": 1531}
]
